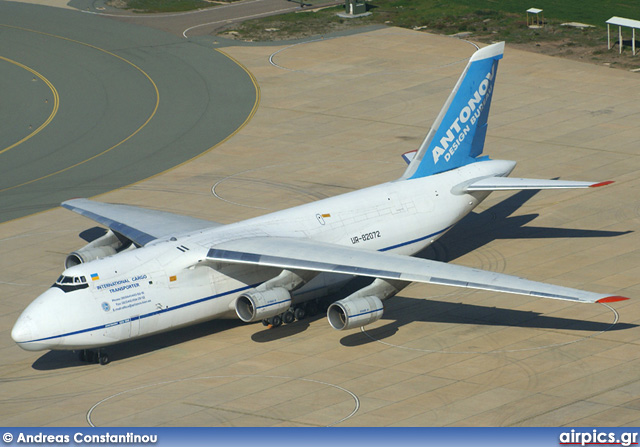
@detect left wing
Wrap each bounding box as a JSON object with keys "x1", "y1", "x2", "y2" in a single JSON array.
[
  {"x1": 207, "y1": 236, "x2": 628, "y2": 304},
  {"x1": 62, "y1": 198, "x2": 221, "y2": 246}
]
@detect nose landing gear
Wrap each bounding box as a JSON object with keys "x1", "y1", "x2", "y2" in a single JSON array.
[{"x1": 77, "y1": 349, "x2": 110, "y2": 365}]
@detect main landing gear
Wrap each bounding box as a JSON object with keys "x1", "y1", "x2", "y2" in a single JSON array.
[
  {"x1": 262, "y1": 300, "x2": 321, "y2": 328},
  {"x1": 78, "y1": 349, "x2": 110, "y2": 365}
]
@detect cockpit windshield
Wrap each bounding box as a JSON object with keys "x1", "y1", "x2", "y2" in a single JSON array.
[{"x1": 52, "y1": 275, "x2": 89, "y2": 292}]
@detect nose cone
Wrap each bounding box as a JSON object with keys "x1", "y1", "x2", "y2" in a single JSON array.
[
  {"x1": 12, "y1": 288, "x2": 64, "y2": 351},
  {"x1": 11, "y1": 313, "x2": 35, "y2": 345}
]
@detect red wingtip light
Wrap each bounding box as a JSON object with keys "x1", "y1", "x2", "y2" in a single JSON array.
[
  {"x1": 590, "y1": 181, "x2": 614, "y2": 188},
  {"x1": 597, "y1": 296, "x2": 630, "y2": 303}
]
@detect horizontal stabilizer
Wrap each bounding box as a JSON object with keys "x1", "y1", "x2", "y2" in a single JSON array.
[
  {"x1": 402, "y1": 150, "x2": 417, "y2": 165},
  {"x1": 458, "y1": 177, "x2": 614, "y2": 193},
  {"x1": 206, "y1": 236, "x2": 629, "y2": 304},
  {"x1": 62, "y1": 199, "x2": 220, "y2": 246}
]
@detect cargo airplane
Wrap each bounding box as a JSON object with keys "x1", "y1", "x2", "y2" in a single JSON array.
[{"x1": 11, "y1": 42, "x2": 629, "y2": 364}]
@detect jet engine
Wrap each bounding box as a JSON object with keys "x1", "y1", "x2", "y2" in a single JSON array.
[
  {"x1": 328, "y1": 295, "x2": 384, "y2": 331},
  {"x1": 234, "y1": 269, "x2": 315, "y2": 323},
  {"x1": 327, "y1": 278, "x2": 403, "y2": 330},
  {"x1": 65, "y1": 230, "x2": 128, "y2": 268},
  {"x1": 235, "y1": 287, "x2": 292, "y2": 322}
]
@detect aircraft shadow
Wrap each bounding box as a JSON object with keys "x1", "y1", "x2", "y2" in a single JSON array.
[
  {"x1": 417, "y1": 189, "x2": 631, "y2": 264},
  {"x1": 31, "y1": 318, "x2": 246, "y2": 371},
  {"x1": 250, "y1": 321, "x2": 311, "y2": 343},
  {"x1": 340, "y1": 295, "x2": 637, "y2": 347}
]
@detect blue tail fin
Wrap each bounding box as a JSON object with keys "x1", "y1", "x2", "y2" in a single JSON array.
[{"x1": 403, "y1": 42, "x2": 504, "y2": 179}]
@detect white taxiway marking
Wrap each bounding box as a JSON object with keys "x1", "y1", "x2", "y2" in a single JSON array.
[
  {"x1": 269, "y1": 37, "x2": 333, "y2": 70},
  {"x1": 87, "y1": 375, "x2": 360, "y2": 427}
]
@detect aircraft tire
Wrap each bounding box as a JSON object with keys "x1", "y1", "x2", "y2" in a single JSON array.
[
  {"x1": 271, "y1": 315, "x2": 282, "y2": 327},
  {"x1": 283, "y1": 310, "x2": 294, "y2": 324},
  {"x1": 99, "y1": 353, "x2": 109, "y2": 365},
  {"x1": 262, "y1": 319, "x2": 270, "y2": 326},
  {"x1": 294, "y1": 307, "x2": 306, "y2": 321}
]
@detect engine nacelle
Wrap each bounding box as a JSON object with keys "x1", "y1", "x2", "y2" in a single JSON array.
[
  {"x1": 235, "y1": 287, "x2": 292, "y2": 323},
  {"x1": 327, "y1": 295, "x2": 384, "y2": 331},
  {"x1": 66, "y1": 246, "x2": 118, "y2": 268},
  {"x1": 65, "y1": 230, "x2": 125, "y2": 268}
]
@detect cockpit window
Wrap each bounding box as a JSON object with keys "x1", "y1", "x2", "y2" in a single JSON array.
[{"x1": 53, "y1": 275, "x2": 88, "y2": 292}]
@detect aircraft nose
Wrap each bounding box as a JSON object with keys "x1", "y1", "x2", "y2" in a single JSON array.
[
  {"x1": 11, "y1": 313, "x2": 35, "y2": 345},
  {"x1": 12, "y1": 288, "x2": 64, "y2": 351}
]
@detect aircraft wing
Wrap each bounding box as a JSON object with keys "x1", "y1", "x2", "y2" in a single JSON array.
[
  {"x1": 206, "y1": 236, "x2": 628, "y2": 304},
  {"x1": 62, "y1": 198, "x2": 221, "y2": 246},
  {"x1": 461, "y1": 177, "x2": 614, "y2": 192}
]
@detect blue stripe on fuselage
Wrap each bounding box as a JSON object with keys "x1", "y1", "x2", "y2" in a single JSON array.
[
  {"x1": 21, "y1": 227, "x2": 451, "y2": 345},
  {"x1": 21, "y1": 283, "x2": 259, "y2": 344},
  {"x1": 379, "y1": 226, "x2": 450, "y2": 252}
]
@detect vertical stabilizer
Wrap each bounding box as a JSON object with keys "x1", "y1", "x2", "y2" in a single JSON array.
[{"x1": 403, "y1": 42, "x2": 504, "y2": 179}]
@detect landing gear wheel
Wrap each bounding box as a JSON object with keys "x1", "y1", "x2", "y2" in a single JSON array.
[
  {"x1": 271, "y1": 315, "x2": 282, "y2": 327},
  {"x1": 98, "y1": 353, "x2": 109, "y2": 365},
  {"x1": 283, "y1": 310, "x2": 295, "y2": 324},
  {"x1": 294, "y1": 307, "x2": 306, "y2": 321},
  {"x1": 262, "y1": 319, "x2": 270, "y2": 326}
]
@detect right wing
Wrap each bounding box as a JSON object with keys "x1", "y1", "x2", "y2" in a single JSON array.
[
  {"x1": 62, "y1": 198, "x2": 221, "y2": 246},
  {"x1": 206, "y1": 236, "x2": 629, "y2": 304},
  {"x1": 459, "y1": 177, "x2": 614, "y2": 192}
]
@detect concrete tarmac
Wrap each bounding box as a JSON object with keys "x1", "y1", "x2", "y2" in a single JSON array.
[{"x1": 1, "y1": 22, "x2": 640, "y2": 426}]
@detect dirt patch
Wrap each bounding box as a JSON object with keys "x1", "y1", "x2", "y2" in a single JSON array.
[
  {"x1": 509, "y1": 39, "x2": 640, "y2": 71},
  {"x1": 219, "y1": 9, "x2": 368, "y2": 42},
  {"x1": 106, "y1": 0, "x2": 127, "y2": 8}
]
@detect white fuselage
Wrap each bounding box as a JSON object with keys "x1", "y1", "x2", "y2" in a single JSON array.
[{"x1": 12, "y1": 159, "x2": 515, "y2": 351}]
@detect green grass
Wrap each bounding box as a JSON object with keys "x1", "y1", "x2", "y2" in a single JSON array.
[
  {"x1": 222, "y1": 0, "x2": 640, "y2": 41},
  {"x1": 366, "y1": 0, "x2": 640, "y2": 29},
  {"x1": 112, "y1": 0, "x2": 640, "y2": 27}
]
